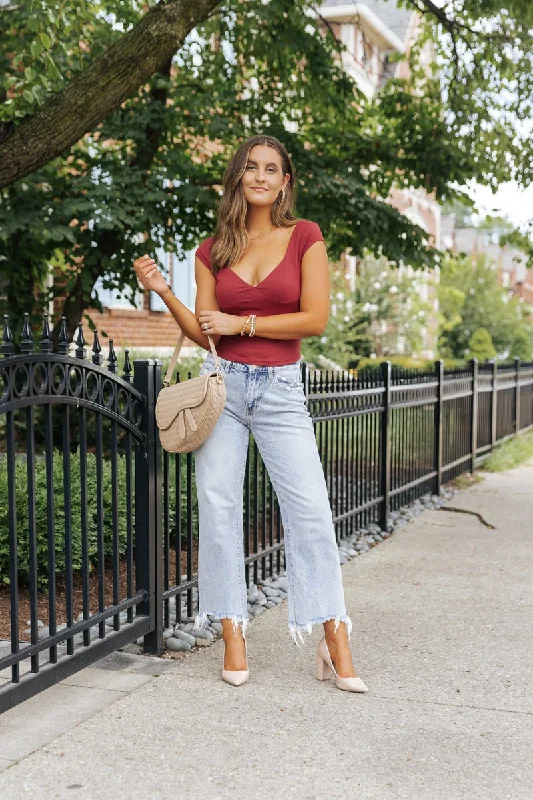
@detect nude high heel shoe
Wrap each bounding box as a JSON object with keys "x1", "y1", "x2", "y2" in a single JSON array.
[
  {"x1": 316, "y1": 636, "x2": 368, "y2": 693},
  {"x1": 221, "y1": 637, "x2": 249, "y2": 686}
]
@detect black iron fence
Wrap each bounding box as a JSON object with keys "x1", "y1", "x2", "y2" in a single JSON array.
[{"x1": 1, "y1": 313, "x2": 532, "y2": 712}]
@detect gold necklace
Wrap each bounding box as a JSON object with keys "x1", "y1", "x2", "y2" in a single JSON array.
[{"x1": 248, "y1": 225, "x2": 275, "y2": 241}]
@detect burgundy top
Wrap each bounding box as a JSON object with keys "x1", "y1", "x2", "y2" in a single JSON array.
[{"x1": 195, "y1": 219, "x2": 324, "y2": 366}]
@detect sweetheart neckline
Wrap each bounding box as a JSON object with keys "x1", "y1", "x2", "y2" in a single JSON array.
[{"x1": 226, "y1": 220, "x2": 301, "y2": 289}]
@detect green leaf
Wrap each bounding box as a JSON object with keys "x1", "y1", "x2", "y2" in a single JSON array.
[
  {"x1": 30, "y1": 40, "x2": 43, "y2": 59},
  {"x1": 40, "y1": 31, "x2": 53, "y2": 49}
]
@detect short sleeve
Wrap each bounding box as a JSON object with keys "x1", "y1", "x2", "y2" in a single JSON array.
[
  {"x1": 195, "y1": 237, "x2": 214, "y2": 272},
  {"x1": 300, "y1": 220, "x2": 325, "y2": 259}
]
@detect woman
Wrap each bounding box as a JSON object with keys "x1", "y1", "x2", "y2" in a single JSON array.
[{"x1": 133, "y1": 135, "x2": 367, "y2": 693}]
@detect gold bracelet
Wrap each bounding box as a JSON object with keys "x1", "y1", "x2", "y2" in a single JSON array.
[
  {"x1": 240, "y1": 315, "x2": 253, "y2": 336},
  {"x1": 248, "y1": 315, "x2": 256, "y2": 337}
]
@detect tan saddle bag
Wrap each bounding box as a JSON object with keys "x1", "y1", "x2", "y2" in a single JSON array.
[{"x1": 155, "y1": 330, "x2": 226, "y2": 453}]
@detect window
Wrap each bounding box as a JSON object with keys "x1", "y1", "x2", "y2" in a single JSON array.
[
  {"x1": 355, "y1": 28, "x2": 364, "y2": 62},
  {"x1": 150, "y1": 247, "x2": 196, "y2": 312},
  {"x1": 93, "y1": 279, "x2": 143, "y2": 310},
  {"x1": 340, "y1": 23, "x2": 355, "y2": 53}
]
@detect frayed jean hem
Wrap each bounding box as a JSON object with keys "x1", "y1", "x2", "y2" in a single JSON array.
[
  {"x1": 194, "y1": 611, "x2": 248, "y2": 639},
  {"x1": 288, "y1": 614, "x2": 352, "y2": 648}
]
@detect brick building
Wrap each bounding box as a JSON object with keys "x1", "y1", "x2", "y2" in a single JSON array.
[
  {"x1": 447, "y1": 222, "x2": 533, "y2": 319},
  {"x1": 318, "y1": 1, "x2": 441, "y2": 358}
]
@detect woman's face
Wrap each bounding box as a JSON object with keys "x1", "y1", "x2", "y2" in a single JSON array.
[{"x1": 240, "y1": 144, "x2": 289, "y2": 207}]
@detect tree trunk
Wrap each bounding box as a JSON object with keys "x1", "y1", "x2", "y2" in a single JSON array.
[
  {"x1": 0, "y1": 0, "x2": 221, "y2": 188},
  {"x1": 52, "y1": 58, "x2": 174, "y2": 342}
]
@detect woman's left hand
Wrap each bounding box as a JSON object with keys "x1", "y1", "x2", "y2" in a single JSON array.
[{"x1": 197, "y1": 310, "x2": 240, "y2": 336}]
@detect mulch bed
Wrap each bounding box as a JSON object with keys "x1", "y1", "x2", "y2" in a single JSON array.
[{"x1": 0, "y1": 544, "x2": 198, "y2": 642}]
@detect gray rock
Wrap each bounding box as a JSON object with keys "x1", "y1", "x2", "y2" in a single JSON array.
[
  {"x1": 262, "y1": 587, "x2": 281, "y2": 598},
  {"x1": 265, "y1": 601, "x2": 276, "y2": 608},
  {"x1": 173, "y1": 630, "x2": 197, "y2": 646},
  {"x1": 162, "y1": 628, "x2": 174, "y2": 640},
  {"x1": 191, "y1": 627, "x2": 214, "y2": 640},
  {"x1": 269, "y1": 596, "x2": 283, "y2": 605},
  {"x1": 195, "y1": 637, "x2": 211, "y2": 646},
  {"x1": 210, "y1": 622, "x2": 223, "y2": 633},
  {"x1": 276, "y1": 576, "x2": 288, "y2": 591},
  {"x1": 347, "y1": 548, "x2": 358, "y2": 556},
  {"x1": 248, "y1": 590, "x2": 267, "y2": 604},
  {"x1": 167, "y1": 638, "x2": 191, "y2": 652}
]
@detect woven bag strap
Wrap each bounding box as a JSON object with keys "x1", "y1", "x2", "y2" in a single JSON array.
[{"x1": 163, "y1": 330, "x2": 221, "y2": 388}]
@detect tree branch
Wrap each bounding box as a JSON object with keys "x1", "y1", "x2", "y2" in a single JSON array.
[
  {"x1": 409, "y1": 0, "x2": 531, "y2": 43},
  {"x1": 0, "y1": 0, "x2": 221, "y2": 188}
]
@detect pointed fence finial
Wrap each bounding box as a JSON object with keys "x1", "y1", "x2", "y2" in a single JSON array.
[
  {"x1": 91, "y1": 330, "x2": 103, "y2": 365},
  {"x1": 1, "y1": 315, "x2": 14, "y2": 357},
  {"x1": 75, "y1": 322, "x2": 87, "y2": 360},
  {"x1": 20, "y1": 313, "x2": 33, "y2": 354},
  {"x1": 107, "y1": 339, "x2": 117, "y2": 373},
  {"x1": 39, "y1": 313, "x2": 53, "y2": 353},
  {"x1": 123, "y1": 349, "x2": 132, "y2": 382},
  {"x1": 57, "y1": 316, "x2": 70, "y2": 355}
]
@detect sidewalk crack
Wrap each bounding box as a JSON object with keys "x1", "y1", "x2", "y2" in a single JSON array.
[{"x1": 438, "y1": 506, "x2": 496, "y2": 529}]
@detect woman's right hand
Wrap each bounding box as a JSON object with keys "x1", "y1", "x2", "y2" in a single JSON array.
[{"x1": 133, "y1": 254, "x2": 170, "y2": 296}]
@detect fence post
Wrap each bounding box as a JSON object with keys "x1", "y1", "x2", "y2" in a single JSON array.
[
  {"x1": 152, "y1": 360, "x2": 163, "y2": 651},
  {"x1": 491, "y1": 359, "x2": 497, "y2": 450},
  {"x1": 379, "y1": 361, "x2": 391, "y2": 532},
  {"x1": 470, "y1": 358, "x2": 479, "y2": 474},
  {"x1": 434, "y1": 360, "x2": 443, "y2": 495},
  {"x1": 515, "y1": 357, "x2": 521, "y2": 433},
  {"x1": 134, "y1": 359, "x2": 162, "y2": 655}
]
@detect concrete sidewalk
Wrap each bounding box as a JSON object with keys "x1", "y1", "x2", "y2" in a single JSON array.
[{"x1": 0, "y1": 461, "x2": 532, "y2": 800}]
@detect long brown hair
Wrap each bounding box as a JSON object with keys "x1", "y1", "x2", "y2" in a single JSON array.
[{"x1": 210, "y1": 135, "x2": 298, "y2": 276}]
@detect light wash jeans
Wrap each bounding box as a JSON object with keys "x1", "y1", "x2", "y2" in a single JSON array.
[{"x1": 193, "y1": 352, "x2": 352, "y2": 647}]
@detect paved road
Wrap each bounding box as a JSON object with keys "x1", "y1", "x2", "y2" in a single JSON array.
[{"x1": 1, "y1": 460, "x2": 532, "y2": 800}]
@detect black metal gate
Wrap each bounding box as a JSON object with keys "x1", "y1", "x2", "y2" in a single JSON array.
[{"x1": 0, "y1": 314, "x2": 160, "y2": 713}]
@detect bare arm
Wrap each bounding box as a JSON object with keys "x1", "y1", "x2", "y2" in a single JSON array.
[
  {"x1": 132, "y1": 253, "x2": 220, "y2": 350},
  {"x1": 197, "y1": 241, "x2": 330, "y2": 338}
]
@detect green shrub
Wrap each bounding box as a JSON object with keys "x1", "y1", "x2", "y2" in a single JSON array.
[
  {"x1": 0, "y1": 446, "x2": 202, "y2": 591},
  {"x1": 467, "y1": 327, "x2": 497, "y2": 361},
  {"x1": 0, "y1": 451, "x2": 130, "y2": 591}
]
